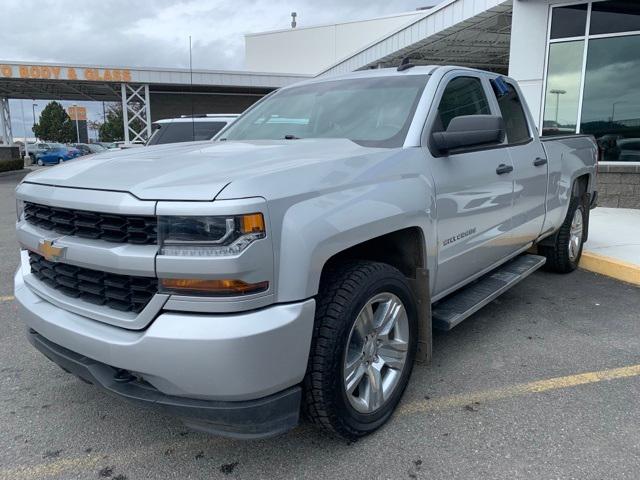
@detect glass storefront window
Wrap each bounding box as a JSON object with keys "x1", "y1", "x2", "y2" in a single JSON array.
[
  {"x1": 550, "y1": 4, "x2": 588, "y2": 39},
  {"x1": 542, "y1": 41, "x2": 585, "y2": 137},
  {"x1": 590, "y1": 0, "x2": 640, "y2": 36},
  {"x1": 580, "y1": 34, "x2": 640, "y2": 161}
]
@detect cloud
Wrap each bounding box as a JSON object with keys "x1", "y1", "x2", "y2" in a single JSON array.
[{"x1": 1, "y1": 0, "x2": 433, "y2": 69}]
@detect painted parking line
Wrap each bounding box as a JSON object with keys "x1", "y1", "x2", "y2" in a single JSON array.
[
  {"x1": 1, "y1": 456, "x2": 102, "y2": 480},
  {"x1": 0, "y1": 439, "x2": 202, "y2": 480},
  {"x1": 0, "y1": 295, "x2": 14, "y2": 302},
  {"x1": 399, "y1": 363, "x2": 640, "y2": 415},
  {"x1": 3, "y1": 364, "x2": 640, "y2": 479}
]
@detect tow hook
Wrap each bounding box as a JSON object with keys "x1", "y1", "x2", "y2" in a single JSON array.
[{"x1": 113, "y1": 369, "x2": 136, "y2": 383}]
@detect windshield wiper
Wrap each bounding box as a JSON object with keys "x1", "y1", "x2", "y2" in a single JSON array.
[{"x1": 283, "y1": 134, "x2": 301, "y2": 140}]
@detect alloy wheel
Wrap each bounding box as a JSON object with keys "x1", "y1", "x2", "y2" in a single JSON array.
[
  {"x1": 568, "y1": 208, "x2": 583, "y2": 262},
  {"x1": 343, "y1": 292, "x2": 410, "y2": 414}
]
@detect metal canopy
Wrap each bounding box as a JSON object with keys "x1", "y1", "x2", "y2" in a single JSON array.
[
  {"x1": 0, "y1": 78, "x2": 280, "y2": 102},
  {"x1": 379, "y1": 9, "x2": 513, "y2": 73},
  {"x1": 0, "y1": 78, "x2": 121, "y2": 102},
  {"x1": 319, "y1": 0, "x2": 513, "y2": 77},
  {"x1": 0, "y1": 61, "x2": 309, "y2": 143}
]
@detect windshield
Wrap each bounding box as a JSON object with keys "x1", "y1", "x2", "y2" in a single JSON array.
[
  {"x1": 220, "y1": 75, "x2": 430, "y2": 148},
  {"x1": 147, "y1": 121, "x2": 228, "y2": 146}
]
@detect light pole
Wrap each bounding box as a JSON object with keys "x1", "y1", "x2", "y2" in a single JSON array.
[
  {"x1": 71, "y1": 103, "x2": 80, "y2": 143},
  {"x1": 31, "y1": 102, "x2": 38, "y2": 141},
  {"x1": 611, "y1": 101, "x2": 623, "y2": 125},
  {"x1": 549, "y1": 89, "x2": 566, "y2": 124}
]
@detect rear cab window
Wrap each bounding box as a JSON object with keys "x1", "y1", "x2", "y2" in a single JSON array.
[{"x1": 490, "y1": 79, "x2": 532, "y2": 145}]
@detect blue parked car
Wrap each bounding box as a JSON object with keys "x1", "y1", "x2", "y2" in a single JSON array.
[{"x1": 35, "y1": 143, "x2": 81, "y2": 166}]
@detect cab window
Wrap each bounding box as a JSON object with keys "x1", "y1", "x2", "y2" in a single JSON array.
[{"x1": 492, "y1": 81, "x2": 531, "y2": 145}]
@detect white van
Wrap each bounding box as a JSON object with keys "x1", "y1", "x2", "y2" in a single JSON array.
[{"x1": 146, "y1": 114, "x2": 239, "y2": 146}]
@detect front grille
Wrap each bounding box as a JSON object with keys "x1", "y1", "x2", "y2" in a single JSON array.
[
  {"x1": 28, "y1": 251, "x2": 158, "y2": 313},
  {"x1": 24, "y1": 202, "x2": 157, "y2": 245}
]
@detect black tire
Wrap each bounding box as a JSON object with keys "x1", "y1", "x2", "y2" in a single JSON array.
[
  {"x1": 303, "y1": 261, "x2": 418, "y2": 439},
  {"x1": 539, "y1": 194, "x2": 587, "y2": 273},
  {"x1": 57, "y1": 157, "x2": 64, "y2": 164}
]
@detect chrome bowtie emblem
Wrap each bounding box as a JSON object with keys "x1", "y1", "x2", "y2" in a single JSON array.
[{"x1": 38, "y1": 239, "x2": 66, "y2": 262}]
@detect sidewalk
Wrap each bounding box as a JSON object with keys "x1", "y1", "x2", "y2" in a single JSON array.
[{"x1": 580, "y1": 207, "x2": 640, "y2": 286}]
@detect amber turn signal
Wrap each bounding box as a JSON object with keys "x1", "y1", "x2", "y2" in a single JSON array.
[
  {"x1": 160, "y1": 278, "x2": 269, "y2": 296},
  {"x1": 240, "y1": 213, "x2": 265, "y2": 234}
]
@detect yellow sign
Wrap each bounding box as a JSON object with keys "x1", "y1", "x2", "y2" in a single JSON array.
[
  {"x1": 0, "y1": 64, "x2": 132, "y2": 83},
  {"x1": 67, "y1": 106, "x2": 87, "y2": 121}
]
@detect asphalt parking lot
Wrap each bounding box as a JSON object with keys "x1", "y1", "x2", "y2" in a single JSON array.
[{"x1": 2, "y1": 172, "x2": 640, "y2": 480}]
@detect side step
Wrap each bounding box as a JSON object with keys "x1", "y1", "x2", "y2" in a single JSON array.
[{"x1": 432, "y1": 254, "x2": 546, "y2": 331}]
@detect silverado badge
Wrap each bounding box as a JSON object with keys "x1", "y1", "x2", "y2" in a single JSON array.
[{"x1": 38, "y1": 239, "x2": 66, "y2": 262}]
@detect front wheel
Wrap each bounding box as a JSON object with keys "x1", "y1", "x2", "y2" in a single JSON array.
[
  {"x1": 57, "y1": 157, "x2": 64, "y2": 164},
  {"x1": 303, "y1": 261, "x2": 417, "y2": 439},
  {"x1": 37, "y1": 159, "x2": 43, "y2": 166},
  {"x1": 539, "y1": 195, "x2": 587, "y2": 273}
]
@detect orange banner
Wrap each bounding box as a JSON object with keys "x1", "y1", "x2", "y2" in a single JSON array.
[{"x1": 0, "y1": 64, "x2": 132, "y2": 83}]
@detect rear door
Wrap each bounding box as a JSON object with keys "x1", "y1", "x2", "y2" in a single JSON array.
[
  {"x1": 425, "y1": 72, "x2": 517, "y2": 297},
  {"x1": 489, "y1": 79, "x2": 548, "y2": 243}
]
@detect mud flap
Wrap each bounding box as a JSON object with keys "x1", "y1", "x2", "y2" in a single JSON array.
[{"x1": 409, "y1": 267, "x2": 432, "y2": 365}]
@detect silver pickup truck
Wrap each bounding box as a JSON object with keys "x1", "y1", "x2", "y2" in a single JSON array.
[{"x1": 14, "y1": 66, "x2": 598, "y2": 440}]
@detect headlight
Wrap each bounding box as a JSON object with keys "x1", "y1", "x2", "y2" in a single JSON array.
[
  {"x1": 16, "y1": 199, "x2": 25, "y2": 221},
  {"x1": 159, "y1": 213, "x2": 266, "y2": 256}
]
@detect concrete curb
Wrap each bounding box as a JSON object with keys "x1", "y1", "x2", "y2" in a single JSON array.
[{"x1": 580, "y1": 251, "x2": 640, "y2": 286}]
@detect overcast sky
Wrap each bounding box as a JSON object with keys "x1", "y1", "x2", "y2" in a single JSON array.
[{"x1": 3, "y1": 0, "x2": 436, "y2": 138}]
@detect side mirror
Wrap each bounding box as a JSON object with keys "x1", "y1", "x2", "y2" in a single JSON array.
[{"x1": 432, "y1": 115, "x2": 505, "y2": 154}]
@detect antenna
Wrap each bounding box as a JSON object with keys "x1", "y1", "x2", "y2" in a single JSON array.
[
  {"x1": 291, "y1": 12, "x2": 297, "y2": 28},
  {"x1": 397, "y1": 56, "x2": 416, "y2": 72},
  {"x1": 189, "y1": 35, "x2": 195, "y2": 141}
]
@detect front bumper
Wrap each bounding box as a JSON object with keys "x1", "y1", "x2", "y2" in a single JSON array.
[
  {"x1": 15, "y1": 267, "x2": 315, "y2": 437},
  {"x1": 28, "y1": 330, "x2": 302, "y2": 439}
]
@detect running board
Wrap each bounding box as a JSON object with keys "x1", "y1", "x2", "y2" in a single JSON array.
[{"x1": 432, "y1": 254, "x2": 546, "y2": 331}]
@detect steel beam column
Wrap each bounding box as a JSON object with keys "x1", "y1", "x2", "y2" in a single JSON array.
[
  {"x1": 144, "y1": 85, "x2": 152, "y2": 139},
  {"x1": 120, "y1": 83, "x2": 151, "y2": 145},
  {"x1": 0, "y1": 97, "x2": 13, "y2": 145},
  {"x1": 120, "y1": 83, "x2": 129, "y2": 144}
]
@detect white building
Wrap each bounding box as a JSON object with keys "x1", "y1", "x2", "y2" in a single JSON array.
[{"x1": 245, "y1": 10, "x2": 433, "y2": 75}]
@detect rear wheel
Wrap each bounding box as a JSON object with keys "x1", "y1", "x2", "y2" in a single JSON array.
[
  {"x1": 539, "y1": 195, "x2": 587, "y2": 273},
  {"x1": 303, "y1": 261, "x2": 417, "y2": 439},
  {"x1": 57, "y1": 157, "x2": 64, "y2": 164},
  {"x1": 37, "y1": 159, "x2": 43, "y2": 166}
]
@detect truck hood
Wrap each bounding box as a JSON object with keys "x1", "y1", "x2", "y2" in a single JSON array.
[{"x1": 23, "y1": 139, "x2": 381, "y2": 200}]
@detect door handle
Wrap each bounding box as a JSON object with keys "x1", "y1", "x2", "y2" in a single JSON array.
[
  {"x1": 533, "y1": 157, "x2": 548, "y2": 167},
  {"x1": 496, "y1": 164, "x2": 514, "y2": 175}
]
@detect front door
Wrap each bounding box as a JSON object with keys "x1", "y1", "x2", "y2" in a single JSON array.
[{"x1": 425, "y1": 73, "x2": 517, "y2": 297}]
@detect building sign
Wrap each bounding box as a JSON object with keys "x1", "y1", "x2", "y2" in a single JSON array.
[
  {"x1": 67, "y1": 106, "x2": 87, "y2": 121},
  {"x1": 0, "y1": 64, "x2": 132, "y2": 82}
]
